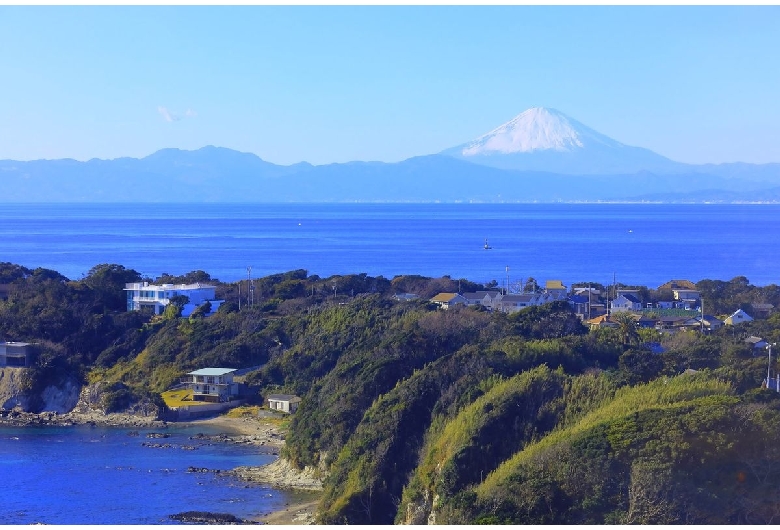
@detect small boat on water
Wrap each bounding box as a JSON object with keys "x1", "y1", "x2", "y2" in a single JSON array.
[{"x1": 484, "y1": 239, "x2": 492, "y2": 250}]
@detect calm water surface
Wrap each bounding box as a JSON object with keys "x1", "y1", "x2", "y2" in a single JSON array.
[
  {"x1": 0, "y1": 424, "x2": 286, "y2": 525},
  {"x1": 1, "y1": 202, "x2": 778, "y2": 287}
]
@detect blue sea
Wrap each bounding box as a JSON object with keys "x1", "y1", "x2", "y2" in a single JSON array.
[
  {"x1": 0, "y1": 423, "x2": 286, "y2": 525},
  {"x1": 1, "y1": 202, "x2": 779, "y2": 287}
]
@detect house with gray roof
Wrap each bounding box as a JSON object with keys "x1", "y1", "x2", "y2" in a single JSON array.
[
  {"x1": 751, "y1": 303, "x2": 774, "y2": 319},
  {"x1": 462, "y1": 291, "x2": 502, "y2": 310},
  {"x1": 610, "y1": 293, "x2": 643, "y2": 313},
  {"x1": 498, "y1": 293, "x2": 541, "y2": 313},
  {"x1": 267, "y1": 394, "x2": 302, "y2": 413},
  {"x1": 181, "y1": 368, "x2": 239, "y2": 403}
]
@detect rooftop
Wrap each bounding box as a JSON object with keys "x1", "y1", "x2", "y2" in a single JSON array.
[
  {"x1": 187, "y1": 368, "x2": 237, "y2": 376},
  {"x1": 268, "y1": 394, "x2": 302, "y2": 402},
  {"x1": 124, "y1": 282, "x2": 216, "y2": 291}
]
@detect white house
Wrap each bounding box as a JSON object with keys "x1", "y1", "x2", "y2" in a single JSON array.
[
  {"x1": 462, "y1": 291, "x2": 502, "y2": 310},
  {"x1": 497, "y1": 293, "x2": 542, "y2": 313},
  {"x1": 724, "y1": 309, "x2": 754, "y2": 326},
  {"x1": 673, "y1": 289, "x2": 701, "y2": 302},
  {"x1": 610, "y1": 293, "x2": 643, "y2": 313},
  {"x1": 181, "y1": 368, "x2": 239, "y2": 403},
  {"x1": 267, "y1": 394, "x2": 302, "y2": 413},
  {"x1": 124, "y1": 282, "x2": 224, "y2": 316}
]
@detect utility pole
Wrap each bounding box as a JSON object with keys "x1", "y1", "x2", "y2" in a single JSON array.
[
  {"x1": 700, "y1": 298, "x2": 704, "y2": 334},
  {"x1": 247, "y1": 266, "x2": 253, "y2": 308}
]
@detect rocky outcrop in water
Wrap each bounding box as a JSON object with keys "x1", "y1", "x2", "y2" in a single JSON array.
[{"x1": 168, "y1": 510, "x2": 255, "y2": 524}]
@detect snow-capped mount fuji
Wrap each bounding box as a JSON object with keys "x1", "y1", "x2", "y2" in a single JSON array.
[
  {"x1": 441, "y1": 107, "x2": 688, "y2": 175},
  {"x1": 460, "y1": 107, "x2": 621, "y2": 154}
]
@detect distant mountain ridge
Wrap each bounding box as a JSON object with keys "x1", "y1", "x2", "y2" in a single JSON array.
[{"x1": 2, "y1": 108, "x2": 780, "y2": 202}]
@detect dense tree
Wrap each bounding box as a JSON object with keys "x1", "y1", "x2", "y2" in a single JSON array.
[
  {"x1": 0, "y1": 262, "x2": 32, "y2": 283},
  {"x1": 82, "y1": 263, "x2": 142, "y2": 312},
  {"x1": 613, "y1": 311, "x2": 641, "y2": 348},
  {"x1": 4, "y1": 261, "x2": 780, "y2": 525},
  {"x1": 155, "y1": 270, "x2": 214, "y2": 285}
]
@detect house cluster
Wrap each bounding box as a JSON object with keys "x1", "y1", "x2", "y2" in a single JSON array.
[
  {"x1": 124, "y1": 282, "x2": 224, "y2": 317},
  {"x1": 430, "y1": 280, "x2": 569, "y2": 313},
  {"x1": 429, "y1": 278, "x2": 774, "y2": 335}
]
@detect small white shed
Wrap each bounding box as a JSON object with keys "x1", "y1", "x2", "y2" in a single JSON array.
[{"x1": 267, "y1": 394, "x2": 302, "y2": 413}]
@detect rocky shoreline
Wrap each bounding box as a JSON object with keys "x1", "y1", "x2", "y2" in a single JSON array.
[
  {"x1": 184, "y1": 415, "x2": 324, "y2": 525},
  {"x1": 0, "y1": 409, "x2": 323, "y2": 524},
  {"x1": 0, "y1": 408, "x2": 166, "y2": 428}
]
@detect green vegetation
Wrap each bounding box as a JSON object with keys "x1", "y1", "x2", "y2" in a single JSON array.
[{"x1": 3, "y1": 260, "x2": 780, "y2": 523}]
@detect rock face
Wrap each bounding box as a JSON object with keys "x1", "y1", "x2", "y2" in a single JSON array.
[
  {"x1": 40, "y1": 377, "x2": 81, "y2": 413},
  {"x1": 0, "y1": 367, "x2": 29, "y2": 410},
  {"x1": 64, "y1": 382, "x2": 163, "y2": 424},
  {"x1": 400, "y1": 490, "x2": 437, "y2": 525},
  {"x1": 0, "y1": 378, "x2": 165, "y2": 428},
  {"x1": 0, "y1": 367, "x2": 79, "y2": 412},
  {"x1": 229, "y1": 458, "x2": 323, "y2": 491}
]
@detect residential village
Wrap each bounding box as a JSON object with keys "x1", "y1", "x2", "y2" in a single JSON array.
[
  {"x1": 426, "y1": 278, "x2": 771, "y2": 333},
  {"x1": 425, "y1": 278, "x2": 779, "y2": 386},
  {"x1": 4, "y1": 273, "x2": 777, "y2": 420},
  {"x1": 121, "y1": 276, "x2": 779, "y2": 399},
  {"x1": 121, "y1": 277, "x2": 775, "y2": 339}
]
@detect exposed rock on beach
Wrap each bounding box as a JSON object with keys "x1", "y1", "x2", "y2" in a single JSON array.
[{"x1": 229, "y1": 458, "x2": 322, "y2": 491}]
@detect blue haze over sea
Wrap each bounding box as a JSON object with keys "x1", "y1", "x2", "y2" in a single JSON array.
[{"x1": 1, "y1": 203, "x2": 778, "y2": 287}]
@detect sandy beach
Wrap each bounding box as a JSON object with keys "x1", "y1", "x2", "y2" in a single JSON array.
[{"x1": 187, "y1": 413, "x2": 323, "y2": 525}]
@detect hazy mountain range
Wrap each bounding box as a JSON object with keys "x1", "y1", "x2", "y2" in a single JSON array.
[{"x1": 3, "y1": 107, "x2": 779, "y2": 203}]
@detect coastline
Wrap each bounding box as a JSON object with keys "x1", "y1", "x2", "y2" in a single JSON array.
[
  {"x1": 0, "y1": 408, "x2": 166, "y2": 428},
  {"x1": 183, "y1": 414, "x2": 324, "y2": 525},
  {"x1": 1, "y1": 409, "x2": 324, "y2": 524}
]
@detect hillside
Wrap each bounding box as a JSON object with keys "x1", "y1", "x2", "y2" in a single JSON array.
[{"x1": 3, "y1": 262, "x2": 780, "y2": 523}]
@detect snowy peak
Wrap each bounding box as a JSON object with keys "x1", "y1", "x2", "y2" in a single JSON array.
[
  {"x1": 441, "y1": 107, "x2": 684, "y2": 174},
  {"x1": 461, "y1": 107, "x2": 624, "y2": 156}
]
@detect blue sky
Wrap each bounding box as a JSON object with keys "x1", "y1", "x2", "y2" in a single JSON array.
[{"x1": 1, "y1": 5, "x2": 779, "y2": 165}]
